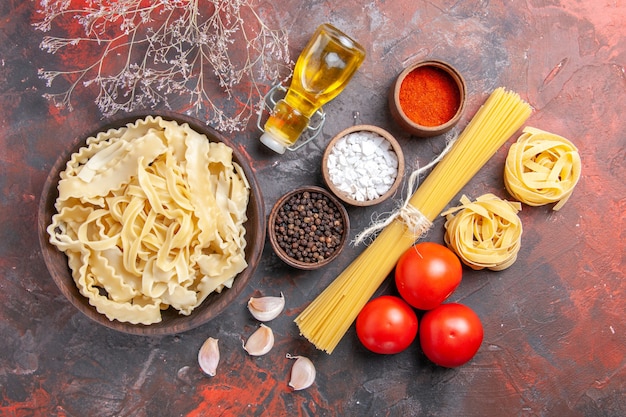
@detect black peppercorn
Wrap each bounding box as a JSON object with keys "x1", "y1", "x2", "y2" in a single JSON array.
[{"x1": 274, "y1": 190, "x2": 345, "y2": 264}]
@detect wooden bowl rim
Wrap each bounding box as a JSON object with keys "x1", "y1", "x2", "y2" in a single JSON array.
[
  {"x1": 267, "y1": 186, "x2": 349, "y2": 270},
  {"x1": 37, "y1": 111, "x2": 266, "y2": 336},
  {"x1": 390, "y1": 59, "x2": 467, "y2": 137},
  {"x1": 321, "y1": 124, "x2": 405, "y2": 207}
]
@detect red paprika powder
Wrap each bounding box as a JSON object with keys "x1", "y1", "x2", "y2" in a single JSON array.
[{"x1": 399, "y1": 66, "x2": 460, "y2": 127}]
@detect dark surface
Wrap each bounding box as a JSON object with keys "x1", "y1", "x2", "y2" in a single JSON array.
[{"x1": 2, "y1": 1, "x2": 626, "y2": 416}]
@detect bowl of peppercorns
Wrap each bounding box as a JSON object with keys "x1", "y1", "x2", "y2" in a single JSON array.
[{"x1": 268, "y1": 186, "x2": 350, "y2": 269}]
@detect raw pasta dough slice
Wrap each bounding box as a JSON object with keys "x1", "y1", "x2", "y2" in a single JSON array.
[
  {"x1": 47, "y1": 116, "x2": 250, "y2": 325},
  {"x1": 504, "y1": 127, "x2": 581, "y2": 210},
  {"x1": 442, "y1": 194, "x2": 523, "y2": 271}
]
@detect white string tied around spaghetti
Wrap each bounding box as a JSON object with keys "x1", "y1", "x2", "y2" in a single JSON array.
[{"x1": 352, "y1": 132, "x2": 457, "y2": 246}]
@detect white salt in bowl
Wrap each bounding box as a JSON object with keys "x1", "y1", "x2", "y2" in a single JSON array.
[{"x1": 322, "y1": 125, "x2": 405, "y2": 207}]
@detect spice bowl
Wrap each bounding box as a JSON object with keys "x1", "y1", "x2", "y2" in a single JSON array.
[
  {"x1": 389, "y1": 60, "x2": 466, "y2": 137},
  {"x1": 322, "y1": 125, "x2": 405, "y2": 207},
  {"x1": 268, "y1": 186, "x2": 349, "y2": 270}
]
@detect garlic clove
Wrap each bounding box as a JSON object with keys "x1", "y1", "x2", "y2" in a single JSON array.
[
  {"x1": 198, "y1": 337, "x2": 220, "y2": 377},
  {"x1": 287, "y1": 354, "x2": 316, "y2": 390},
  {"x1": 247, "y1": 292, "x2": 285, "y2": 322},
  {"x1": 243, "y1": 324, "x2": 274, "y2": 356}
]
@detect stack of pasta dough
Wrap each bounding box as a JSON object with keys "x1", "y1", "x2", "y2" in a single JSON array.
[
  {"x1": 441, "y1": 127, "x2": 581, "y2": 271},
  {"x1": 47, "y1": 116, "x2": 250, "y2": 325}
]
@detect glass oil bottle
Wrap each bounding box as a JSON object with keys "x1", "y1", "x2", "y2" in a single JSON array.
[{"x1": 260, "y1": 23, "x2": 366, "y2": 154}]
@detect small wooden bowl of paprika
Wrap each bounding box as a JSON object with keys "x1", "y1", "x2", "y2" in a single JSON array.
[
  {"x1": 389, "y1": 60, "x2": 466, "y2": 138},
  {"x1": 268, "y1": 186, "x2": 350, "y2": 270}
]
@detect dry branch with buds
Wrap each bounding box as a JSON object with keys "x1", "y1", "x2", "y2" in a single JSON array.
[{"x1": 34, "y1": 0, "x2": 292, "y2": 132}]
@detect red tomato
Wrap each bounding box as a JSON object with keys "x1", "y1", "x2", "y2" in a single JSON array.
[
  {"x1": 395, "y1": 242, "x2": 462, "y2": 310},
  {"x1": 419, "y1": 303, "x2": 483, "y2": 367},
  {"x1": 356, "y1": 295, "x2": 418, "y2": 354}
]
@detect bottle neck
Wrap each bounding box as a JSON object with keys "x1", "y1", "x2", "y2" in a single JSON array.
[
  {"x1": 284, "y1": 88, "x2": 318, "y2": 118},
  {"x1": 262, "y1": 99, "x2": 310, "y2": 152}
]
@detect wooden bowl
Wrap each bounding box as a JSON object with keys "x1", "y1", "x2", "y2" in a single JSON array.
[
  {"x1": 268, "y1": 186, "x2": 349, "y2": 270},
  {"x1": 389, "y1": 60, "x2": 466, "y2": 137},
  {"x1": 322, "y1": 125, "x2": 404, "y2": 207},
  {"x1": 37, "y1": 111, "x2": 265, "y2": 336}
]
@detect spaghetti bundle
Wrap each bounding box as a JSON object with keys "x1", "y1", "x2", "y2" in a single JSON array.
[{"x1": 295, "y1": 88, "x2": 533, "y2": 353}]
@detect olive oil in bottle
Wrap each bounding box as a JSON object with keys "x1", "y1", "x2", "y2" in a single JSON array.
[{"x1": 260, "y1": 23, "x2": 366, "y2": 154}]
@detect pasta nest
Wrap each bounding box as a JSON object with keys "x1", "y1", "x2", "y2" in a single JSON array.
[
  {"x1": 442, "y1": 194, "x2": 522, "y2": 271},
  {"x1": 504, "y1": 127, "x2": 581, "y2": 211}
]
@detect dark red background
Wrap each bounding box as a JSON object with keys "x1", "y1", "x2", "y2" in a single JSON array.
[{"x1": 1, "y1": 1, "x2": 625, "y2": 416}]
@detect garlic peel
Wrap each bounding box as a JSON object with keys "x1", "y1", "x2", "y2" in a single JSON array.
[
  {"x1": 287, "y1": 354, "x2": 316, "y2": 390},
  {"x1": 247, "y1": 292, "x2": 285, "y2": 322},
  {"x1": 198, "y1": 337, "x2": 219, "y2": 377},
  {"x1": 243, "y1": 324, "x2": 274, "y2": 356}
]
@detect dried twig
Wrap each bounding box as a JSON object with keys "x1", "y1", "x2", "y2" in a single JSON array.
[{"x1": 34, "y1": 0, "x2": 291, "y2": 132}]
